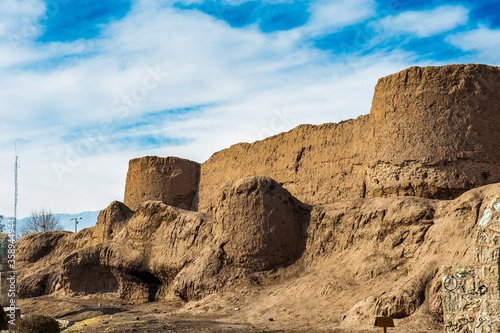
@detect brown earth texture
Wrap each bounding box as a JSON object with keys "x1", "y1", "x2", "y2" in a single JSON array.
[{"x1": 15, "y1": 64, "x2": 500, "y2": 333}]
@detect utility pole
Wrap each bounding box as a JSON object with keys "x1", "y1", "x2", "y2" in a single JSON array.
[
  {"x1": 7, "y1": 143, "x2": 20, "y2": 317},
  {"x1": 71, "y1": 217, "x2": 82, "y2": 233}
]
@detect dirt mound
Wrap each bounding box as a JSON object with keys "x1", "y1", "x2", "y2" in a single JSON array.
[
  {"x1": 16, "y1": 228, "x2": 99, "y2": 298},
  {"x1": 173, "y1": 176, "x2": 310, "y2": 301},
  {"x1": 16, "y1": 182, "x2": 500, "y2": 330},
  {"x1": 26, "y1": 178, "x2": 307, "y2": 302},
  {"x1": 213, "y1": 176, "x2": 309, "y2": 270},
  {"x1": 182, "y1": 184, "x2": 499, "y2": 332},
  {"x1": 124, "y1": 156, "x2": 200, "y2": 211},
  {"x1": 60, "y1": 201, "x2": 212, "y2": 300},
  {"x1": 93, "y1": 201, "x2": 133, "y2": 242},
  {"x1": 199, "y1": 64, "x2": 500, "y2": 212}
]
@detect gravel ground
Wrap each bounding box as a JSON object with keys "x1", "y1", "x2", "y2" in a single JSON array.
[{"x1": 17, "y1": 296, "x2": 358, "y2": 333}]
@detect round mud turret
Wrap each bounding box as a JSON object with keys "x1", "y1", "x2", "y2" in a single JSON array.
[{"x1": 124, "y1": 156, "x2": 200, "y2": 211}]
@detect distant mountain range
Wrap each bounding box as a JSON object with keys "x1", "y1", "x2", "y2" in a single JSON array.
[{"x1": 13, "y1": 211, "x2": 100, "y2": 233}]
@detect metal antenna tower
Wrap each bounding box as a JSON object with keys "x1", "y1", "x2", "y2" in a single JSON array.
[{"x1": 14, "y1": 143, "x2": 18, "y2": 242}]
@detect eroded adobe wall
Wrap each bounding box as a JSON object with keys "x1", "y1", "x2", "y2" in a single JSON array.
[
  {"x1": 198, "y1": 64, "x2": 500, "y2": 213},
  {"x1": 124, "y1": 156, "x2": 200, "y2": 211}
]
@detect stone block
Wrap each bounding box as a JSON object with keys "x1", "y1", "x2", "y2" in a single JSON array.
[
  {"x1": 444, "y1": 312, "x2": 476, "y2": 332},
  {"x1": 478, "y1": 246, "x2": 499, "y2": 264},
  {"x1": 476, "y1": 228, "x2": 493, "y2": 245},
  {"x1": 489, "y1": 216, "x2": 500, "y2": 232}
]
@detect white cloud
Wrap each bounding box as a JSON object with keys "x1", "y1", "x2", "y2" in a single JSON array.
[
  {"x1": 379, "y1": 5, "x2": 469, "y2": 38},
  {"x1": 176, "y1": 0, "x2": 204, "y2": 4},
  {"x1": 304, "y1": 0, "x2": 377, "y2": 35},
  {"x1": 446, "y1": 26, "x2": 500, "y2": 63},
  {"x1": 0, "y1": 0, "x2": 46, "y2": 40},
  {"x1": 0, "y1": 1, "x2": 420, "y2": 218}
]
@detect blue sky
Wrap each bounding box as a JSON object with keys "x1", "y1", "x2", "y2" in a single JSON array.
[{"x1": 1, "y1": 0, "x2": 500, "y2": 218}]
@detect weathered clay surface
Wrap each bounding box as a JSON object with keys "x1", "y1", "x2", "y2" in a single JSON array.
[
  {"x1": 19, "y1": 178, "x2": 309, "y2": 302},
  {"x1": 172, "y1": 176, "x2": 310, "y2": 300},
  {"x1": 16, "y1": 182, "x2": 500, "y2": 331},
  {"x1": 61, "y1": 201, "x2": 212, "y2": 300},
  {"x1": 16, "y1": 228, "x2": 99, "y2": 298},
  {"x1": 16, "y1": 201, "x2": 136, "y2": 298},
  {"x1": 92, "y1": 201, "x2": 133, "y2": 242},
  {"x1": 213, "y1": 176, "x2": 310, "y2": 270},
  {"x1": 198, "y1": 64, "x2": 500, "y2": 212},
  {"x1": 124, "y1": 156, "x2": 200, "y2": 211}
]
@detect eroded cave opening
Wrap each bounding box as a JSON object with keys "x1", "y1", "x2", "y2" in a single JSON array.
[{"x1": 67, "y1": 265, "x2": 119, "y2": 294}]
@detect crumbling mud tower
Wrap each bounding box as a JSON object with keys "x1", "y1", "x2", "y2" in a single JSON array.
[
  {"x1": 199, "y1": 64, "x2": 500, "y2": 212},
  {"x1": 442, "y1": 196, "x2": 500, "y2": 332},
  {"x1": 124, "y1": 156, "x2": 200, "y2": 211}
]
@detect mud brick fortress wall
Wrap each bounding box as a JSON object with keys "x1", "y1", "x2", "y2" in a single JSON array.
[
  {"x1": 197, "y1": 64, "x2": 500, "y2": 213},
  {"x1": 123, "y1": 65, "x2": 500, "y2": 214}
]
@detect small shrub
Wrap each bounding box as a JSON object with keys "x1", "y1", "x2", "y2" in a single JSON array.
[{"x1": 10, "y1": 314, "x2": 60, "y2": 333}]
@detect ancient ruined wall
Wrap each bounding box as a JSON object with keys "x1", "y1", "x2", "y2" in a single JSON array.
[
  {"x1": 124, "y1": 156, "x2": 200, "y2": 211},
  {"x1": 442, "y1": 196, "x2": 500, "y2": 332},
  {"x1": 196, "y1": 118, "x2": 371, "y2": 212},
  {"x1": 198, "y1": 64, "x2": 500, "y2": 212}
]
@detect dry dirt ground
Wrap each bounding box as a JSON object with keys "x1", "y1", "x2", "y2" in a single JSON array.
[{"x1": 17, "y1": 294, "x2": 440, "y2": 333}]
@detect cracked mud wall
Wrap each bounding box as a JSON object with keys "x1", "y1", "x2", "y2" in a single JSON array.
[{"x1": 198, "y1": 64, "x2": 500, "y2": 213}]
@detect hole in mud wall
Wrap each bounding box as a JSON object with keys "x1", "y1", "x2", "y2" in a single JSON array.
[
  {"x1": 128, "y1": 270, "x2": 162, "y2": 301},
  {"x1": 68, "y1": 265, "x2": 119, "y2": 294},
  {"x1": 482, "y1": 172, "x2": 491, "y2": 181}
]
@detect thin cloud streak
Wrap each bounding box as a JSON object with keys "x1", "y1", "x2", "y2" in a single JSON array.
[
  {"x1": 447, "y1": 26, "x2": 500, "y2": 62},
  {"x1": 304, "y1": 0, "x2": 377, "y2": 35},
  {"x1": 379, "y1": 5, "x2": 469, "y2": 38}
]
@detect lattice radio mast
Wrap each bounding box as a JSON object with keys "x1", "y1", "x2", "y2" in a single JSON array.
[{"x1": 14, "y1": 144, "x2": 18, "y2": 242}]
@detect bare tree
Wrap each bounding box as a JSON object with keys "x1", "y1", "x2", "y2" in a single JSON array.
[
  {"x1": 20, "y1": 210, "x2": 62, "y2": 234},
  {"x1": 0, "y1": 215, "x2": 4, "y2": 233}
]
